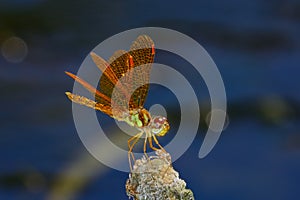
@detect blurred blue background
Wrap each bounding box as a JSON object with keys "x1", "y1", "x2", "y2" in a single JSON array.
[{"x1": 1, "y1": 0, "x2": 300, "y2": 199}]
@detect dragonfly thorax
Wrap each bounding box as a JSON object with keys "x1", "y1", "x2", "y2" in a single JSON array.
[
  {"x1": 126, "y1": 108, "x2": 151, "y2": 128},
  {"x1": 125, "y1": 109, "x2": 169, "y2": 137}
]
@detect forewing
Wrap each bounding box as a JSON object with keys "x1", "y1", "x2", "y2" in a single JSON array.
[
  {"x1": 98, "y1": 50, "x2": 131, "y2": 110},
  {"x1": 128, "y1": 35, "x2": 154, "y2": 109},
  {"x1": 96, "y1": 35, "x2": 155, "y2": 111}
]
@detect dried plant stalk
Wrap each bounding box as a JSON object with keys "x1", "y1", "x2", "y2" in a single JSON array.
[{"x1": 126, "y1": 150, "x2": 194, "y2": 200}]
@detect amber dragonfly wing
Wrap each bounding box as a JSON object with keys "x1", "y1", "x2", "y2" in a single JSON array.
[
  {"x1": 93, "y1": 49, "x2": 132, "y2": 111},
  {"x1": 96, "y1": 35, "x2": 155, "y2": 111},
  {"x1": 65, "y1": 71, "x2": 120, "y2": 118},
  {"x1": 128, "y1": 35, "x2": 155, "y2": 110},
  {"x1": 66, "y1": 35, "x2": 155, "y2": 118}
]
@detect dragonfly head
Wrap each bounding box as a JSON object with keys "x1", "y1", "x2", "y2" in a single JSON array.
[{"x1": 150, "y1": 116, "x2": 170, "y2": 137}]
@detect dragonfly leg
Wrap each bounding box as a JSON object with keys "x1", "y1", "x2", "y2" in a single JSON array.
[
  {"x1": 152, "y1": 135, "x2": 166, "y2": 152},
  {"x1": 128, "y1": 132, "x2": 143, "y2": 171},
  {"x1": 148, "y1": 136, "x2": 159, "y2": 151},
  {"x1": 143, "y1": 134, "x2": 149, "y2": 160}
]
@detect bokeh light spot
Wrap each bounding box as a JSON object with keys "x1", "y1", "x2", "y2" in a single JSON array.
[{"x1": 1, "y1": 36, "x2": 28, "y2": 63}]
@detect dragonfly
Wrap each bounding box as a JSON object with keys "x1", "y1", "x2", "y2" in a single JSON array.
[{"x1": 65, "y1": 35, "x2": 170, "y2": 170}]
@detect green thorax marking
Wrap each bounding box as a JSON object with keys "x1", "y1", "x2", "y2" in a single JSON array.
[{"x1": 124, "y1": 108, "x2": 151, "y2": 128}]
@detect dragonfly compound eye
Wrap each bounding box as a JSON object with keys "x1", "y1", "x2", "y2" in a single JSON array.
[{"x1": 151, "y1": 116, "x2": 170, "y2": 136}]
